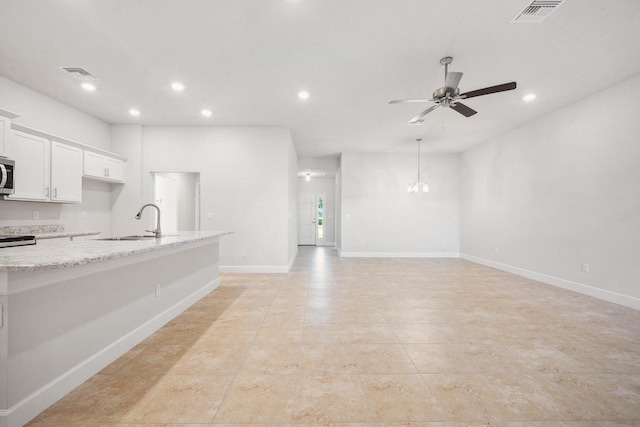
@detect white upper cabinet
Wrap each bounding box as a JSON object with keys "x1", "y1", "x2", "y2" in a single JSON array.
[
  {"x1": 6, "y1": 131, "x2": 51, "y2": 202},
  {"x1": 83, "y1": 150, "x2": 126, "y2": 183},
  {"x1": 0, "y1": 109, "x2": 20, "y2": 157},
  {"x1": 0, "y1": 115, "x2": 10, "y2": 157},
  {"x1": 7, "y1": 131, "x2": 82, "y2": 203},
  {"x1": 51, "y1": 142, "x2": 82, "y2": 203}
]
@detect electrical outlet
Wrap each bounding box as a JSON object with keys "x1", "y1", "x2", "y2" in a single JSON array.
[
  {"x1": 581, "y1": 263, "x2": 589, "y2": 273},
  {"x1": 33, "y1": 211, "x2": 40, "y2": 220},
  {"x1": 155, "y1": 284, "x2": 161, "y2": 297},
  {"x1": 241, "y1": 249, "x2": 247, "y2": 257},
  {"x1": 81, "y1": 211, "x2": 88, "y2": 220}
]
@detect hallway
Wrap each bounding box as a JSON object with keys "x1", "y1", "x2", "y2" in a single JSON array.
[{"x1": 30, "y1": 247, "x2": 640, "y2": 425}]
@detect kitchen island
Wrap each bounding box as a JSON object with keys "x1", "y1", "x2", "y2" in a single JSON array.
[{"x1": 0, "y1": 231, "x2": 231, "y2": 427}]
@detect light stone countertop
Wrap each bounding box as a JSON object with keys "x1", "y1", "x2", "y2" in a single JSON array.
[
  {"x1": 34, "y1": 231, "x2": 101, "y2": 240},
  {"x1": 0, "y1": 224, "x2": 100, "y2": 240},
  {"x1": 0, "y1": 231, "x2": 232, "y2": 272}
]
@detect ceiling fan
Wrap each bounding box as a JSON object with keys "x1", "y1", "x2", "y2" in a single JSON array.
[{"x1": 389, "y1": 57, "x2": 517, "y2": 125}]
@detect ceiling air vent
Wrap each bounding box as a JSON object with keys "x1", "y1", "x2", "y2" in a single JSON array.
[
  {"x1": 511, "y1": 0, "x2": 566, "y2": 23},
  {"x1": 59, "y1": 66, "x2": 100, "y2": 81}
]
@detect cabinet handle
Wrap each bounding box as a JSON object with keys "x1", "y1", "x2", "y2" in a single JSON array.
[
  {"x1": 45, "y1": 187, "x2": 49, "y2": 197},
  {"x1": 107, "y1": 168, "x2": 110, "y2": 177},
  {"x1": 53, "y1": 188, "x2": 57, "y2": 198},
  {"x1": 104, "y1": 168, "x2": 108, "y2": 177}
]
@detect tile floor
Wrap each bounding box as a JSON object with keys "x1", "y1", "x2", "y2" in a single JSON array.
[{"x1": 29, "y1": 246, "x2": 640, "y2": 426}]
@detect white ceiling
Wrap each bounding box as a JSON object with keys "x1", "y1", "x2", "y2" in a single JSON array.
[{"x1": 1, "y1": 0, "x2": 639, "y2": 157}]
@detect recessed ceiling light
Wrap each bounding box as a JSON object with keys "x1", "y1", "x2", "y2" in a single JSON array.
[
  {"x1": 129, "y1": 109, "x2": 140, "y2": 116},
  {"x1": 201, "y1": 109, "x2": 212, "y2": 117},
  {"x1": 523, "y1": 93, "x2": 536, "y2": 102},
  {"x1": 81, "y1": 82, "x2": 96, "y2": 92},
  {"x1": 298, "y1": 91, "x2": 310, "y2": 100},
  {"x1": 171, "y1": 82, "x2": 185, "y2": 92}
]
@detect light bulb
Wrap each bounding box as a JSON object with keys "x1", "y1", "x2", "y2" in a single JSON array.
[
  {"x1": 305, "y1": 173, "x2": 311, "y2": 182},
  {"x1": 423, "y1": 184, "x2": 429, "y2": 192}
]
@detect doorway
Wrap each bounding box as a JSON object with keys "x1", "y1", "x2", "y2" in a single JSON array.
[
  {"x1": 152, "y1": 172, "x2": 201, "y2": 232},
  {"x1": 298, "y1": 193, "x2": 326, "y2": 246}
]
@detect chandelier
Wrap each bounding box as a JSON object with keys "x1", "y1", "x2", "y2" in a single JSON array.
[{"x1": 407, "y1": 138, "x2": 429, "y2": 193}]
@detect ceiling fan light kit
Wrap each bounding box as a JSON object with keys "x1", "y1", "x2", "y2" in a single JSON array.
[
  {"x1": 390, "y1": 57, "x2": 517, "y2": 125},
  {"x1": 408, "y1": 138, "x2": 429, "y2": 194}
]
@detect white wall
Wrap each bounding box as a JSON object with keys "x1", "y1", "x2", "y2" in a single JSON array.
[
  {"x1": 340, "y1": 152, "x2": 460, "y2": 256},
  {"x1": 136, "y1": 126, "x2": 295, "y2": 271},
  {"x1": 298, "y1": 176, "x2": 336, "y2": 245},
  {"x1": 0, "y1": 76, "x2": 113, "y2": 236},
  {"x1": 287, "y1": 141, "x2": 299, "y2": 266},
  {"x1": 110, "y1": 125, "x2": 144, "y2": 236},
  {"x1": 460, "y1": 73, "x2": 640, "y2": 309}
]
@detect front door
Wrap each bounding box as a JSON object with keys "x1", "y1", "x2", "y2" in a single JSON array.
[{"x1": 298, "y1": 195, "x2": 316, "y2": 245}]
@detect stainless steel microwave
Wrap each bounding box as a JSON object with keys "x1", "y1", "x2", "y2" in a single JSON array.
[{"x1": 0, "y1": 157, "x2": 15, "y2": 195}]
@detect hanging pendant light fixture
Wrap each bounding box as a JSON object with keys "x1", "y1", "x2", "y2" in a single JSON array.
[{"x1": 407, "y1": 138, "x2": 429, "y2": 193}]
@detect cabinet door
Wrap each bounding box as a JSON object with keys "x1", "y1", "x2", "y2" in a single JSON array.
[
  {"x1": 83, "y1": 151, "x2": 107, "y2": 179},
  {"x1": 0, "y1": 115, "x2": 10, "y2": 157},
  {"x1": 6, "y1": 131, "x2": 50, "y2": 201},
  {"x1": 105, "y1": 157, "x2": 125, "y2": 182},
  {"x1": 51, "y1": 142, "x2": 82, "y2": 203}
]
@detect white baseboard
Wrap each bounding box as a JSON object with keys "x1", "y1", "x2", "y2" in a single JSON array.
[
  {"x1": 340, "y1": 251, "x2": 460, "y2": 258},
  {"x1": 286, "y1": 248, "x2": 298, "y2": 272},
  {"x1": 2, "y1": 278, "x2": 219, "y2": 427},
  {"x1": 461, "y1": 254, "x2": 640, "y2": 311}
]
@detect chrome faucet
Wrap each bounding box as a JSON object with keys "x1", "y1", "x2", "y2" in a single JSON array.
[{"x1": 135, "y1": 204, "x2": 162, "y2": 238}]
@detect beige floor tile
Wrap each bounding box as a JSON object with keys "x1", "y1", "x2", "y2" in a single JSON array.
[
  {"x1": 131, "y1": 374, "x2": 234, "y2": 423},
  {"x1": 254, "y1": 322, "x2": 304, "y2": 344},
  {"x1": 172, "y1": 342, "x2": 250, "y2": 375},
  {"x1": 29, "y1": 374, "x2": 162, "y2": 424},
  {"x1": 28, "y1": 247, "x2": 640, "y2": 426},
  {"x1": 213, "y1": 374, "x2": 297, "y2": 423},
  {"x1": 299, "y1": 343, "x2": 359, "y2": 373},
  {"x1": 302, "y1": 323, "x2": 352, "y2": 343},
  {"x1": 351, "y1": 344, "x2": 418, "y2": 374},
  {"x1": 403, "y1": 343, "x2": 516, "y2": 374},
  {"x1": 389, "y1": 324, "x2": 440, "y2": 343},
  {"x1": 240, "y1": 342, "x2": 301, "y2": 374},
  {"x1": 360, "y1": 374, "x2": 437, "y2": 421},
  {"x1": 293, "y1": 374, "x2": 370, "y2": 423},
  {"x1": 117, "y1": 344, "x2": 189, "y2": 376}
]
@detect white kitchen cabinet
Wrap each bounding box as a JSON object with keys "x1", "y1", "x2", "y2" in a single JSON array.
[
  {"x1": 0, "y1": 115, "x2": 10, "y2": 157},
  {"x1": 0, "y1": 109, "x2": 20, "y2": 157},
  {"x1": 51, "y1": 141, "x2": 83, "y2": 202},
  {"x1": 83, "y1": 150, "x2": 126, "y2": 183},
  {"x1": 6, "y1": 131, "x2": 50, "y2": 201},
  {"x1": 6, "y1": 130, "x2": 82, "y2": 203}
]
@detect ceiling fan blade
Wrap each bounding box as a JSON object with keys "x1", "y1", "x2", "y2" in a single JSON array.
[
  {"x1": 450, "y1": 102, "x2": 477, "y2": 117},
  {"x1": 460, "y1": 82, "x2": 517, "y2": 99},
  {"x1": 389, "y1": 98, "x2": 433, "y2": 104},
  {"x1": 408, "y1": 105, "x2": 439, "y2": 125},
  {"x1": 445, "y1": 71, "x2": 463, "y2": 90}
]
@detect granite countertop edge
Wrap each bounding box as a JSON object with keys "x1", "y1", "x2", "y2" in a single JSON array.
[
  {"x1": 35, "y1": 231, "x2": 102, "y2": 239},
  {"x1": 0, "y1": 231, "x2": 233, "y2": 272}
]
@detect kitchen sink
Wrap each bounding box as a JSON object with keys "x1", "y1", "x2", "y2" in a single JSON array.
[{"x1": 96, "y1": 235, "x2": 158, "y2": 241}]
